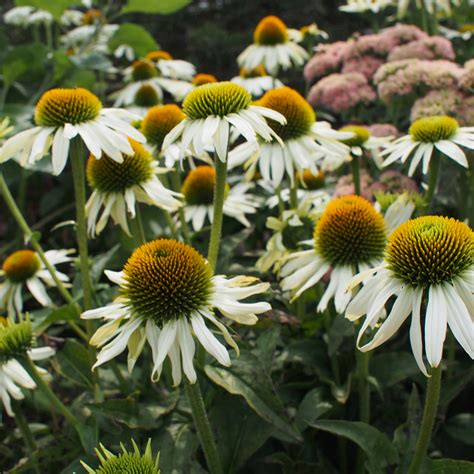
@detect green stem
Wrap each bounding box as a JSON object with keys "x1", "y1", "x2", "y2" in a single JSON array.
[
  {"x1": 420, "y1": 0, "x2": 429, "y2": 33},
  {"x1": 21, "y1": 356, "x2": 80, "y2": 427},
  {"x1": 171, "y1": 168, "x2": 191, "y2": 244},
  {"x1": 351, "y1": 157, "x2": 361, "y2": 196},
  {"x1": 289, "y1": 182, "x2": 298, "y2": 209},
  {"x1": 14, "y1": 403, "x2": 40, "y2": 474},
  {"x1": 70, "y1": 139, "x2": 93, "y2": 316},
  {"x1": 0, "y1": 84, "x2": 10, "y2": 113},
  {"x1": 356, "y1": 351, "x2": 371, "y2": 473},
  {"x1": 0, "y1": 174, "x2": 87, "y2": 342},
  {"x1": 276, "y1": 186, "x2": 285, "y2": 215},
  {"x1": 207, "y1": 157, "x2": 228, "y2": 272},
  {"x1": 185, "y1": 380, "x2": 223, "y2": 474},
  {"x1": 408, "y1": 365, "x2": 442, "y2": 474},
  {"x1": 425, "y1": 152, "x2": 441, "y2": 212},
  {"x1": 129, "y1": 205, "x2": 146, "y2": 246}
]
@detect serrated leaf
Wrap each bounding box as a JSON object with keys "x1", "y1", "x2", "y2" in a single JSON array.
[
  {"x1": 120, "y1": 0, "x2": 191, "y2": 15},
  {"x1": 108, "y1": 23, "x2": 158, "y2": 58},
  {"x1": 310, "y1": 420, "x2": 399, "y2": 474},
  {"x1": 205, "y1": 352, "x2": 302, "y2": 444}
]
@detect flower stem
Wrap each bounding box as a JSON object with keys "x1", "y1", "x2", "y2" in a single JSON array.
[
  {"x1": 408, "y1": 365, "x2": 442, "y2": 474},
  {"x1": 351, "y1": 157, "x2": 361, "y2": 196},
  {"x1": 0, "y1": 173, "x2": 87, "y2": 342},
  {"x1": 356, "y1": 350, "x2": 371, "y2": 473},
  {"x1": 21, "y1": 356, "x2": 80, "y2": 428},
  {"x1": 129, "y1": 205, "x2": 146, "y2": 247},
  {"x1": 425, "y1": 152, "x2": 441, "y2": 212},
  {"x1": 289, "y1": 183, "x2": 298, "y2": 209},
  {"x1": 207, "y1": 157, "x2": 228, "y2": 271},
  {"x1": 171, "y1": 168, "x2": 191, "y2": 244},
  {"x1": 185, "y1": 379, "x2": 223, "y2": 474},
  {"x1": 70, "y1": 138, "x2": 93, "y2": 316},
  {"x1": 14, "y1": 402, "x2": 40, "y2": 474}
]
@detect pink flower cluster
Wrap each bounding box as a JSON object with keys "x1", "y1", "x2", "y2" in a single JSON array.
[
  {"x1": 387, "y1": 36, "x2": 455, "y2": 61},
  {"x1": 334, "y1": 170, "x2": 418, "y2": 202},
  {"x1": 304, "y1": 42, "x2": 350, "y2": 82},
  {"x1": 367, "y1": 123, "x2": 399, "y2": 137},
  {"x1": 342, "y1": 56, "x2": 385, "y2": 80},
  {"x1": 459, "y1": 59, "x2": 474, "y2": 92},
  {"x1": 411, "y1": 89, "x2": 474, "y2": 126},
  {"x1": 379, "y1": 23, "x2": 428, "y2": 46},
  {"x1": 307, "y1": 72, "x2": 377, "y2": 113},
  {"x1": 374, "y1": 59, "x2": 463, "y2": 103}
]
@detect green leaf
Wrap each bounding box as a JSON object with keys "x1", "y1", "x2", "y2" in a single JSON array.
[
  {"x1": 75, "y1": 418, "x2": 98, "y2": 453},
  {"x1": 56, "y1": 339, "x2": 94, "y2": 389},
  {"x1": 205, "y1": 352, "x2": 303, "y2": 444},
  {"x1": 210, "y1": 394, "x2": 274, "y2": 472},
  {"x1": 108, "y1": 23, "x2": 158, "y2": 58},
  {"x1": 327, "y1": 314, "x2": 355, "y2": 357},
  {"x1": 371, "y1": 352, "x2": 420, "y2": 387},
  {"x1": 295, "y1": 387, "x2": 332, "y2": 431},
  {"x1": 120, "y1": 0, "x2": 191, "y2": 15},
  {"x1": 444, "y1": 414, "x2": 474, "y2": 445},
  {"x1": 34, "y1": 303, "x2": 79, "y2": 334},
  {"x1": 310, "y1": 420, "x2": 399, "y2": 474},
  {"x1": 62, "y1": 69, "x2": 96, "y2": 90},
  {"x1": 15, "y1": 0, "x2": 77, "y2": 19},
  {"x1": 1, "y1": 43, "x2": 48, "y2": 86},
  {"x1": 423, "y1": 458, "x2": 474, "y2": 473}
]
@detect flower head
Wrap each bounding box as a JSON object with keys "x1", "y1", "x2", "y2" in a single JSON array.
[
  {"x1": 146, "y1": 50, "x2": 173, "y2": 61},
  {"x1": 340, "y1": 125, "x2": 370, "y2": 148},
  {"x1": 192, "y1": 73, "x2": 218, "y2": 86},
  {"x1": 0, "y1": 87, "x2": 145, "y2": 175},
  {"x1": 254, "y1": 16, "x2": 289, "y2": 45},
  {"x1": 0, "y1": 249, "x2": 73, "y2": 317},
  {"x1": 141, "y1": 105, "x2": 185, "y2": 151},
  {"x1": 163, "y1": 81, "x2": 285, "y2": 162},
  {"x1": 382, "y1": 115, "x2": 474, "y2": 175},
  {"x1": 346, "y1": 216, "x2": 473, "y2": 374},
  {"x1": 83, "y1": 239, "x2": 271, "y2": 383},
  {"x1": 133, "y1": 84, "x2": 161, "y2": 109},
  {"x1": 86, "y1": 140, "x2": 182, "y2": 236},
  {"x1": 131, "y1": 60, "x2": 158, "y2": 81},
  {"x1": 81, "y1": 439, "x2": 160, "y2": 474}
]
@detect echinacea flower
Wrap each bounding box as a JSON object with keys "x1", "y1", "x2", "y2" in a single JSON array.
[
  {"x1": 0, "y1": 249, "x2": 73, "y2": 317},
  {"x1": 146, "y1": 50, "x2": 195, "y2": 81},
  {"x1": 85, "y1": 139, "x2": 182, "y2": 237},
  {"x1": 163, "y1": 81, "x2": 285, "y2": 162},
  {"x1": 229, "y1": 87, "x2": 351, "y2": 187},
  {"x1": 238, "y1": 16, "x2": 308, "y2": 75},
  {"x1": 0, "y1": 319, "x2": 55, "y2": 416},
  {"x1": 381, "y1": 115, "x2": 474, "y2": 176},
  {"x1": 181, "y1": 165, "x2": 259, "y2": 231},
  {"x1": 346, "y1": 216, "x2": 473, "y2": 375},
  {"x1": 280, "y1": 196, "x2": 394, "y2": 312},
  {"x1": 0, "y1": 88, "x2": 145, "y2": 175},
  {"x1": 82, "y1": 239, "x2": 271, "y2": 384},
  {"x1": 231, "y1": 66, "x2": 283, "y2": 98},
  {"x1": 81, "y1": 439, "x2": 160, "y2": 474},
  {"x1": 339, "y1": 0, "x2": 394, "y2": 13},
  {"x1": 126, "y1": 84, "x2": 162, "y2": 117},
  {"x1": 3, "y1": 6, "x2": 35, "y2": 26}
]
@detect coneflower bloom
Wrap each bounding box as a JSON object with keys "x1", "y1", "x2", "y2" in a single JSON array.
[
  {"x1": 381, "y1": 116, "x2": 474, "y2": 176},
  {"x1": 280, "y1": 196, "x2": 394, "y2": 312},
  {"x1": 346, "y1": 216, "x2": 473, "y2": 375},
  {"x1": 231, "y1": 66, "x2": 283, "y2": 98},
  {"x1": 181, "y1": 166, "x2": 259, "y2": 231},
  {"x1": 126, "y1": 84, "x2": 162, "y2": 118},
  {"x1": 0, "y1": 320, "x2": 55, "y2": 416},
  {"x1": 85, "y1": 139, "x2": 182, "y2": 237},
  {"x1": 0, "y1": 88, "x2": 145, "y2": 175},
  {"x1": 0, "y1": 249, "x2": 73, "y2": 317},
  {"x1": 81, "y1": 439, "x2": 160, "y2": 474},
  {"x1": 238, "y1": 16, "x2": 308, "y2": 75},
  {"x1": 146, "y1": 49, "x2": 195, "y2": 81},
  {"x1": 163, "y1": 81, "x2": 285, "y2": 162},
  {"x1": 82, "y1": 239, "x2": 271, "y2": 384},
  {"x1": 228, "y1": 87, "x2": 352, "y2": 187}
]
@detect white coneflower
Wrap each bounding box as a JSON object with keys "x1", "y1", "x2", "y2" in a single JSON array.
[
  {"x1": 228, "y1": 87, "x2": 352, "y2": 187},
  {"x1": 346, "y1": 216, "x2": 473, "y2": 375},
  {"x1": 82, "y1": 239, "x2": 271, "y2": 384},
  {"x1": 114, "y1": 44, "x2": 136, "y2": 62},
  {"x1": 126, "y1": 83, "x2": 162, "y2": 118},
  {"x1": 180, "y1": 166, "x2": 258, "y2": 231},
  {"x1": 81, "y1": 439, "x2": 160, "y2": 474},
  {"x1": 340, "y1": 0, "x2": 394, "y2": 13},
  {"x1": 381, "y1": 116, "x2": 474, "y2": 176},
  {"x1": 0, "y1": 320, "x2": 55, "y2": 416},
  {"x1": 0, "y1": 87, "x2": 145, "y2": 175},
  {"x1": 0, "y1": 249, "x2": 73, "y2": 317},
  {"x1": 397, "y1": 0, "x2": 461, "y2": 17},
  {"x1": 60, "y1": 9, "x2": 85, "y2": 27},
  {"x1": 280, "y1": 196, "x2": 389, "y2": 312},
  {"x1": 238, "y1": 16, "x2": 308, "y2": 75},
  {"x1": 85, "y1": 139, "x2": 182, "y2": 237},
  {"x1": 231, "y1": 65, "x2": 283, "y2": 98},
  {"x1": 163, "y1": 81, "x2": 285, "y2": 162},
  {"x1": 146, "y1": 50, "x2": 195, "y2": 81},
  {"x1": 4, "y1": 6, "x2": 35, "y2": 26}
]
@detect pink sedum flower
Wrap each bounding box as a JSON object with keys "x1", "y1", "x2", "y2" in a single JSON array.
[
  {"x1": 304, "y1": 41, "x2": 350, "y2": 83},
  {"x1": 388, "y1": 36, "x2": 455, "y2": 62},
  {"x1": 342, "y1": 56, "x2": 385, "y2": 80},
  {"x1": 379, "y1": 23, "x2": 428, "y2": 47}
]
